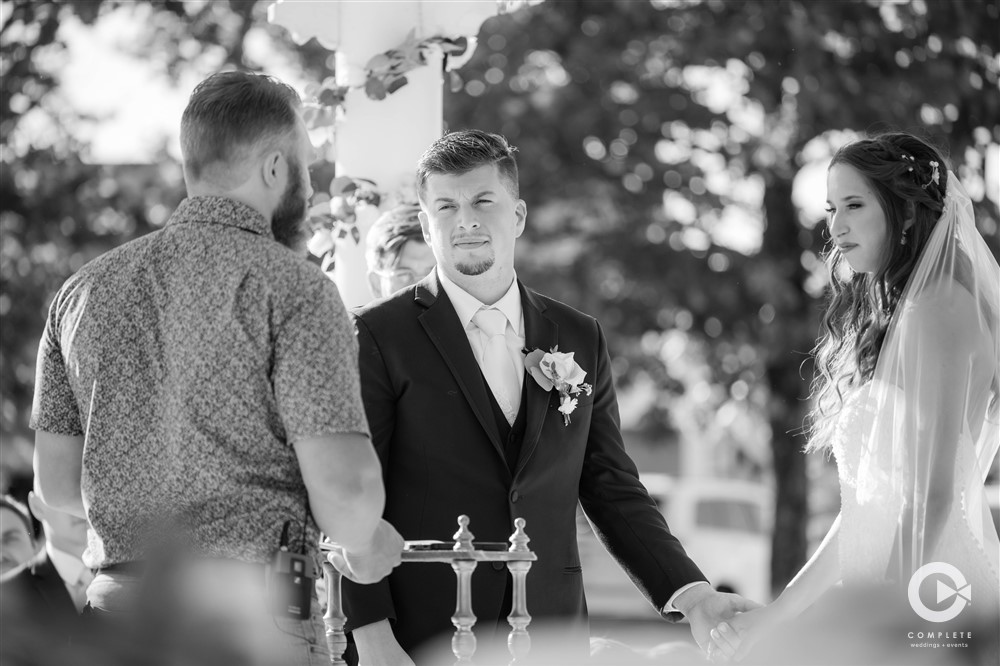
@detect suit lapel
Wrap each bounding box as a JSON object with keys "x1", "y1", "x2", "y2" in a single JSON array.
[
  {"x1": 415, "y1": 274, "x2": 508, "y2": 468},
  {"x1": 31, "y1": 552, "x2": 76, "y2": 614},
  {"x1": 516, "y1": 284, "x2": 558, "y2": 478}
]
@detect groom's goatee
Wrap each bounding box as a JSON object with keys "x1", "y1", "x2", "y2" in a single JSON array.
[{"x1": 457, "y1": 258, "x2": 494, "y2": 276}]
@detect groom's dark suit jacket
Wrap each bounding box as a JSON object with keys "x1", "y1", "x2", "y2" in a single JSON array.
[
  {"x1": 0, "y1": 550, "x2": 79, "y2": 646},
  {"x1": 342, "y1": 274, "x2": 705, "y2": 657}
]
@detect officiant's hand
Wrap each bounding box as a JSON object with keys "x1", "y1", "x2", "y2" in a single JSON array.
[
  {"x1": 674, "y1": 585, "x2": 761, "y2": 661},
  {"x1": 327, "y1": 519, "x2": 404, "y2": 584}
]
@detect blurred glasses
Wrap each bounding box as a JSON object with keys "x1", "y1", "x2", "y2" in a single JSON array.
[
  {"x1": 373, "y1": 264, "x2": 435, "y2": 296},
  {"x1": 373, "y1": 267, "x2": 431, "y2": 285}
]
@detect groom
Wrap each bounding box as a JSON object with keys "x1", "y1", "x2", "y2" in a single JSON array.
[{"x1": 343, "y1": 130, "x2": 753, "y2": 664}]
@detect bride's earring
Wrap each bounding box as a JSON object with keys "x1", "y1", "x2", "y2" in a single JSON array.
[{"x1": 900, "y1": 229, "x2": 909, "y2": 246}]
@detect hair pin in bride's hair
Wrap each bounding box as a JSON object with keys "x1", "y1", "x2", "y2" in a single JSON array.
[{"x1": 922, "y1": 160, "x2": 940, "y2": 189}]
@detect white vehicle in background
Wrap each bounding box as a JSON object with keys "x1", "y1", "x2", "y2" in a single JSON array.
[{"x1": 579, "y1": 473, "x2": 774, "y2": 617}]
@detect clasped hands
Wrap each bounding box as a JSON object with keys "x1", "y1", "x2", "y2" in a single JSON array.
[
  {"x1": 705, "y1": 602, "x2": 786, "y2": 663},
  {"x1": 674, "y1": 584, "x2": 774, "y2": 664}
]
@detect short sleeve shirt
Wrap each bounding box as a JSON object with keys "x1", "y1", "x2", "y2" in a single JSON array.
[{"x1": 30, "y1": 196, "x2": 369, "y2": 568}]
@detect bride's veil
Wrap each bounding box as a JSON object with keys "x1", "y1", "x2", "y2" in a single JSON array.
[{"x1": 863, "y1": 172, "x2": 999, "y2": 585}]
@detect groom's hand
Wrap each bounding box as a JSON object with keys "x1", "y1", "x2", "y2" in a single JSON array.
[
  {"x1": 674, "y1": 585, "x2": 762, "y2": 660},
  {"x1": 328, "y1": 519, "x2": 404, "y2": 584}
]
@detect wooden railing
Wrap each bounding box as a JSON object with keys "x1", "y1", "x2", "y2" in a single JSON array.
[{"x1": 320, "y1": 515, "x2": 537, "y2": 665}]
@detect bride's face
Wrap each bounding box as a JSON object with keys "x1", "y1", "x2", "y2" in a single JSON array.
[{"x1": 826, "y1": 164, "x2": 889, "y2": 274}]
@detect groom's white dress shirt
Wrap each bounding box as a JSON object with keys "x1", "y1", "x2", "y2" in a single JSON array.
[
  {"x1": 48, "y1": 544, "x2": 91, "y2": 612},
  {"x1": 438, "y1": 269, "x2": 526, "y2": 421}
]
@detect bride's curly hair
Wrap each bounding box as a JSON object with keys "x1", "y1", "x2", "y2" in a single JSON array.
[{"x1": 807, "y1": 132, "x2": 949, "y2": 452}]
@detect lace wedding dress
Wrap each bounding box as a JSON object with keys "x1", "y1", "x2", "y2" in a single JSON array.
[{"x1": 833, "y1": 382, "x2": 999, "y2": 607}]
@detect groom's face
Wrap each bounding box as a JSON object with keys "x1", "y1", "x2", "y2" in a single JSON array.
[{"x1": 419, "y1": 164, "x2": 526, "y2": 279}]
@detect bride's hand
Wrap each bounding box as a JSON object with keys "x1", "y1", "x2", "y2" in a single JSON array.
[{"x1": 709, "y1": 604, "x2": 783, "y2": 662}]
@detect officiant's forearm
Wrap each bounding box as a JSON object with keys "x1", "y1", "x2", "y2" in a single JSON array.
[{"x1": 294, "y1": 433, "x2": 386, "y2": 551}]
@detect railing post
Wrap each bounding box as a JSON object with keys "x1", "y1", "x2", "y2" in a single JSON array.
[
  {"x1": 450, "y1": 559, "x2": 479, "y2": 663},
  {"x1": 451, "y1": 515, "x2": 478, "y2": 664},
  {"x1": 506, "y1": 518, "x2": 533, "y2": 664},
  {"x1": 321, "y1": 559, "x2": 347, "y2": 665}
]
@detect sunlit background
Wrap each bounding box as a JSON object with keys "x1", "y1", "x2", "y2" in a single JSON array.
[{"x1": 2, "y1": 0, "x2": 998, "y2": 629}]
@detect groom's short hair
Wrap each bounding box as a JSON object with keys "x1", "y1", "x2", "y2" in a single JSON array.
[
  {"x1": 181, "y1": 71, "x2": 301, "y2": 188},
  {"x1": 416, "y1": 130, "x2": 519, "y2": 200}
]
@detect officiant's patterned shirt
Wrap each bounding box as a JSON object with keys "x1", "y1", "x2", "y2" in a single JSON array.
[{"x1": 31, "y1": 196, "x2": 370, "y2": 568}]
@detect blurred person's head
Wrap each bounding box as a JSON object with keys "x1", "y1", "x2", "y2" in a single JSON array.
[
  {"x1": 366, "y1": 204, "x2": 436, "y2": 298},
  {"x1": 415, "y1": 130, "x2": 526, "y2": 290},
  {"x1": 1, "y1": 495, "x2": 36, "y2": 573},
  {"x1": 181, "y1": 71, "x2": 316, "y2": 251},
  {"x1": 810, "y1": 132, "x2": 949, "y2": 451},
  {"x1": 27, "y1": 491, "x2": 88, "y2": 559}
]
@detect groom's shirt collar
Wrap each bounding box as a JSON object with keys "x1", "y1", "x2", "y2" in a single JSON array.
[
  {"x1": 47, "y1": 543, "x2": 87, "y2": 587},
  {"x1": 436, "y1": 268, "x2": 524, "y2": 335}
]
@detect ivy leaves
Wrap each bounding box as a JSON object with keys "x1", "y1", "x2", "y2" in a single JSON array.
[
  {"x1": 305, "y1": 176, "x2": 381, "y2": 271},
  {"x1": 364, "y1": 30, "x2": 468, "y2": 101}
]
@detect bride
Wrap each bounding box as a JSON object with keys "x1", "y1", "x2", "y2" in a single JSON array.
[{"x1": 710, "y1": 132, "x2": 999, "y2": 661}]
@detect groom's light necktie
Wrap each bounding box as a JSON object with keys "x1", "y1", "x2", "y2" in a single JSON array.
[
  {"x1": 472, "y1": 307, "x2": 520, "y2": 425},
  {"x1": 68, "y1": 568, "x2": 93, "y2": 613}
]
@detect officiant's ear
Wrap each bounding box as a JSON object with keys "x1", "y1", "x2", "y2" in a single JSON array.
[{"x1": 260, "y1": 150, "x2": 285, "y2": 189}]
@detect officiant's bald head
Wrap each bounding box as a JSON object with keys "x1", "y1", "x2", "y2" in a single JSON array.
[{"x1": 181, "y1": 71, "x2": 302, "y2": 191}]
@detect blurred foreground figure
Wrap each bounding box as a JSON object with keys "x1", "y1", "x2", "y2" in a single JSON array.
[
  {"x1": 712, "y1": 133, "x2": 999, "y2": 663},
  {"x1": 0, "y1": 495, "x2": 36, "y2": 575},
  {"x1": 365, "y1": 203, "x2": 437, "y2": 299},
  {"x1": 1, "y1": 493, "x2": 88, "y2": 662},
  {"x1": 29, "y1": 70, "x2": 402, "y2": 665}
]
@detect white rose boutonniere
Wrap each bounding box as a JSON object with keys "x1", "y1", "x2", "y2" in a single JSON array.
[{"x1": 523, "y1": 346, "x2": 593, "y2": 425}]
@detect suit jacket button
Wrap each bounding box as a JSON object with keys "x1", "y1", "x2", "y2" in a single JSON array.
[
  {"x1": 492, "y1": 562, "x2": 505, "y2": 571},
  {"x1": 510, "y1": 490, "x2": 520, "y2": 503}
]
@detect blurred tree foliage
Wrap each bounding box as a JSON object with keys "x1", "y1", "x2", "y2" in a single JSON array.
[{"x1": 2, "y1": 0, "x2": 998, "y2": 591}]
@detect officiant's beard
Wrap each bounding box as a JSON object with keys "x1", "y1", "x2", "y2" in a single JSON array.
[
  {"x1": 271, "y1": 159, "x2": 308, "y2": 251},
  {"x1": 456, "y1": 257, "x2": 494, "y2": 276}
]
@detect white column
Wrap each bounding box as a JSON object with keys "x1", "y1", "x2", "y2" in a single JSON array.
[{"x1": 268, "y1": 0, "x2": 500, "y2": 307}]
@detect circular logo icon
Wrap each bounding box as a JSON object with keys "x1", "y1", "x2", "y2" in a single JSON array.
[{"x1": 907, "y1": 562, "x2": 971, "y2": 623}]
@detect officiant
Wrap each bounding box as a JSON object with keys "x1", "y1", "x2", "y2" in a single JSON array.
[{"x1": 28, "y1": 70, "x2": 404, "y2": 664}]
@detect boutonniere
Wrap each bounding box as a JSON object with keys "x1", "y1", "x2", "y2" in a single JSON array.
[{"x1": 523, "y1": 346, "x2": 593, "y2": 425}]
